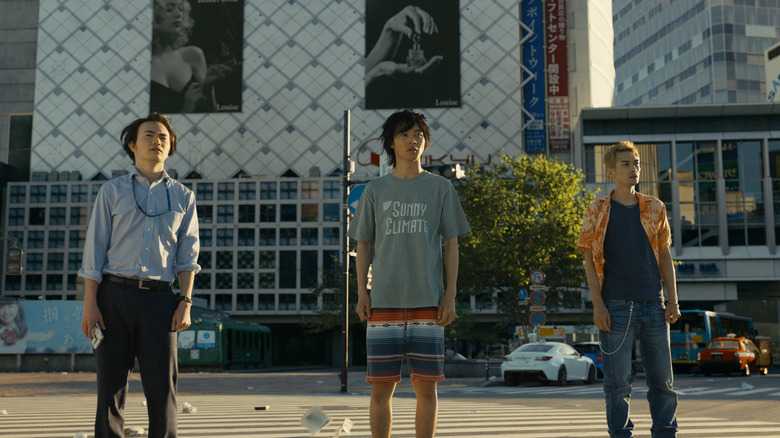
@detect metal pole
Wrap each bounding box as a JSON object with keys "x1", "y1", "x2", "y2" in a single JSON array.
[{"x1": 341, "y1": 109, "x2": 351, "y2": 393}]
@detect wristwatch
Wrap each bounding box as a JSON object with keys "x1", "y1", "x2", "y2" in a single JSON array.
[{"x1": 178, "y1": 295, "x2": 193, "y2": 305}]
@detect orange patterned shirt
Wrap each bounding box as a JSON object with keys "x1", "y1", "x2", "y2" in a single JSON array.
[{"x1": 577, "y1": 191, "x2": 671, "y2": 287}]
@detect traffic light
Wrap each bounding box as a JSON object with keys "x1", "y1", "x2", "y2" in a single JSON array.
[
  {"x1": 6, "y1": 241, "x2": 22, "y2": 275},
  {"x1": 423, "y1": 163, "x2": 465, "y2": 180}
]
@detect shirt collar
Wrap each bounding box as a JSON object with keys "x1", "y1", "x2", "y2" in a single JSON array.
[
  {"x1": 607, "y1": 189, "x2": 647, "y2": 211},
  {"x1": 130, "y1": 167, "x2": 170, "y2": 188}
]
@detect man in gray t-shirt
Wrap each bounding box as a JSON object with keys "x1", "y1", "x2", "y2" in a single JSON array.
[{"x1": 348, "y1": 109, "x2": 470, "y2": 438}]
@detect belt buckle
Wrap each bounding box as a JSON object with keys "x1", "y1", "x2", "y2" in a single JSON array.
[{"x1": 137, "y1": 279, "x2": 151, "y2": 290}]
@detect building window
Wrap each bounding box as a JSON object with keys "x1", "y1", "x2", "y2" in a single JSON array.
[
  {"x1": 9, "y1": 186, "x2": 25, "y2": 203},
  {"x1": 323, "y1": 203, "x2": 339, "y2": 222},
  {"x1": 50, "y1": 207, "x2": 66, "y2": 225},
  {"x1": 278, "y1": 293, "x2": 296, "y2": 310},
  {"x1": 279, "y1": 228, "x2": 296, "y2": 246},
  {"x1": 199, "y1": 229, "x2": 213, "y2": 247},
  {"x1": 198, "y1": 251, "x2": 212, "y2": 269},
  {"x1": 70, "y1": 207, "x2": 87, "y2": 225},
  {"x1": 677, "y1": 142, "x2": 720, "y2": 247},
  {"x1": 323, "y1": 250, "x2": 340, "y2": 271},
  {"x1": 218, "y1": 182, "x2": 234, "y2": 200},
  {"x1": 259, "y1": 229, "x2": 276, "y2": 246},
  {"x1": 216, "y1": 229, "x2": 233, "y2": 246},
  {"x1": 8, "y1": 208, "x2": 24, "y2": 226},
  {"x1": 280, "y1": 204, "x2": 297, "y2": 221},
  {"x1": 258, "y1": 273, "x2": 275, "y2": 289},
  {"x1": 6, "y1": 275, "x2": 21, "y2": 291},
  {"x1": 301, "y1": 204, "x2": 318, "y2": 222},
  {"x1": 71, "y1": 184, "x2": 88, "y2": 202},
  {"x1": 215, "y1": 293, "x2": 232, "y2": 310},
  {"x1": 29, "y1": 207, "x2": 45, "y2": 225},
  {"x1": 48, "y1": 231, "x2": 65, "y2": 249},
  {"x1": 197, "y1": 205, "x2": 213, "y2": 224},
  {"x1": 238, "y1": 204, "x2": 255, "y2": 223},
  {"x1": 237, "y1": 250, "x2": 254, "y2": 269},
  {"x1": 26, "y1": 274, "x2": 42, "y2": 290},
  {"x1": 51, "y1": 185, "x2": 67, "y2": 202},
  {"x1": 26, "y1": 253, "x2": 43, "y2": 271},
  {"x1": 238, "y1": 182, "x2": 256, "y2": 200},
  {"x1": 302, "y1": 181, "x2": 319, "y2": 199},
  {"x1": 69, "y1": 230, "x2": 85, "y2": 249},
  {"x1": 258, "y1": 293, "x2": 275, "y2": 309},
  {"x1": 194, "y1": 273, "x2": 211, "y2": 289},
  {"x1": 196, "y1": 183, "x2": 213, "y2": 201},
  {"x1": 238, "y1": 228, "x2": 255, "y2": 246},
  {"x1": 259, "y1": 205, "x2": 276, "y2": 222},
  {"x1": 323, "y1": 227, "x2": 339, "y2": 246},
  {"x1": 215, "y1": 273, "x2": 233, "y2": 289},
  {"x1": 259, "y1": 251, "x2": 275, "y2": 268},
  {"x1": 237, "y1": 293, "x2": 253, "y2": 310},
  {"x1": 280, "y1": 181, "x2": 297, "y2": 199},
  {"x1": 301, "y1": 228, "x2": 318, "y2": 245},
  {"x1": 301, "y1": 293, "x2": 318, "y2": 310},
  {"x1": 46, "y1": 274, "x2": 63, "y2": 291},
  {"x1": 47, "y1": 253, "x2": 64, "y2": 271},
  {"x1": 67, "y1": 274, "x2": 84, "y2": 291},
  {"x1": 92, "y1": 184, "x2": 102, "y2": 202},
  {"x1": 216, "y1": 251, "x2": 232, "y2": 269},
  {"x1": 68, "y1": 253, "x2": 82, "y2": 270},
  {"x1": 237, "y1": 273, "x2": 254, "y2": 290},
  {"x1": 217, "y1": 205, "x2": 234, "y2": 223},
  {"x1": 279, "y1": 251, "x2": 296, "y2": 288},
  {"x1": 30, "y1": 185, "x2": 47, "y2": 203},
  {"x1": 723, "y1": 140, "x2": 765, "y2": 246},
  {"x1": 323, "y1": 181, "x2": 340, "y2": 199},
  {"x1": 300, "y1": 250, "x2": 318, "y2": 288},
  {"x1": 28, "y1": 231, "x2": 44, "y2": 248},
  {"x1": 260, "y1": 182, "x2": 277, "y2": 200}
]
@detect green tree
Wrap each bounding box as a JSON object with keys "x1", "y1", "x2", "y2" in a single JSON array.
[
  {"x1": 456, "y1": 153, "x2": 596, "y2": 339},
  {"x1": 303, "y1": 254, "x2": 361, "y2": 334}
]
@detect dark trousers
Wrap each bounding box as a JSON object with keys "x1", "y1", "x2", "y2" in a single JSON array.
[{"x1": 94, "y1": 280, "x2": 179, "y2": 438}]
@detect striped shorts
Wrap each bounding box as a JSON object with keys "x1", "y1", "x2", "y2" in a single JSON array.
[{"x1": 366, "y1": 307, "x2": 445, "y2": 383}]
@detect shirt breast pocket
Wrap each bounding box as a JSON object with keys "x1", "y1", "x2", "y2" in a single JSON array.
[{"x1": 160, "y1": 205, "x2": 186, "y2": 245}]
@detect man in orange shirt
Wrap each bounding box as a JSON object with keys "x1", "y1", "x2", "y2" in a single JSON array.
[{"x1": 577, "y1": 141, "x2": 681, "y2": 438}]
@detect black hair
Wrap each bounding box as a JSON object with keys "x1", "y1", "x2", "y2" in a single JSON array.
[
  {"x1": 120, "y1": 112, "x2": 178, "y2": 163},
  {"x1": 379, "y1": 108, "x2": 431, "y2": 168}
]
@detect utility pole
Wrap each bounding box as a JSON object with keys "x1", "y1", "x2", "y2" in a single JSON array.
[{"x1": 340, "y1": 110, "x2": 351, "y2": 393}]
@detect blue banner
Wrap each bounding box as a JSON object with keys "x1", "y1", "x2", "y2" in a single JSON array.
[
  {"x1": 522, "y1": 0, "x2": 546, "y2": 153},
  {"x1": 0, "y1": 301, "x2": 92, "y2": 354}
]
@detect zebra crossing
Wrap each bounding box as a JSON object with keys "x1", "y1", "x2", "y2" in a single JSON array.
[
  {"x1": 1, "y1": 393, "x2": 780, "y2": 437},
  {"x1": 436, "y1": 382, "x2": 780, "y2": 398}
]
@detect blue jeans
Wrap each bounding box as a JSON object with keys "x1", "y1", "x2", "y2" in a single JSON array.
[{"x1": 599, "y1": 300, "x2": 678, "y2": 438}]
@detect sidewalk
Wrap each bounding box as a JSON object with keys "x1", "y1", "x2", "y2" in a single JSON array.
[{"x1": 0, "y1": 367, "x2": 493, "y2": 397}]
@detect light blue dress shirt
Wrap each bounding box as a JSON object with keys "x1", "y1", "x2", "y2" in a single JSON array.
[{"x1": 78, "y1": 168, "x2": 201, "y2": 283}]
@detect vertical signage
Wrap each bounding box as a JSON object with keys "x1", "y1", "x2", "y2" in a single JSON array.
[
  {"x1": 765, "y1": 40, "x2": 780, "y2": 102},
  {"x1": 522, "y1": 0, "x2": 546, "y2": 153},
  {"x1": 545, "y1": 0, "x2": 570, "y2": 151}
]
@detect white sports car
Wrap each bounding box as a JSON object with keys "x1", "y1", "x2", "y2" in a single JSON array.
[{"x1": 501, "y1": 341, "x2": 597, "y2": 386}]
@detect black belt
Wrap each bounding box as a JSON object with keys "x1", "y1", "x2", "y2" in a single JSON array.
[{"x1": 103, "y1": 274, "x2": 172, "y2": 290}]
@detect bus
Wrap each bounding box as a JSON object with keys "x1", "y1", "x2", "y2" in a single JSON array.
[{"x1": 670, "y1": 310, "x2": 756, "y2": 372}]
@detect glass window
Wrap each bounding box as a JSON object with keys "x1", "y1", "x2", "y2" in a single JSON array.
[
  {"x1": 677, "y1": 142, "x2": 720, "y2": 247},
  {"x1": 302, "y1": 204, "x2": 318, "y2": 222},
  {"x1": 71, "y1": 184, "x2": 88, "y2": 202},
  {"x1": 26, "y1": 274, "x2": 42, "y2": 290},
  {"x1": 301, "y1": 250, "x2": 318, "y2": 288},
  {"x1": 237, "y1": 250, "x2": 254, "y2": 269},
  {"x1": 237, "y1": 293, "x2": 253, "y2": 310},
  {"x1": 278, "y1": 294, "x2": 296, "y2": 310},
  {"x1": 237, "y1": 273, "x2": 253, "y2": 289},
  {"x1": 92, "y1": 184, "x2": 102, "y2": 202},
  {"x1": 196, "y1": 183, "x2": 213, "y2": 201},
  {"x1": 9, "y1": 186, "x2": 25, "y2": 203},
  {"x1": 48, "y1": 231, "x2": 65, "y2": 249},
  {"x1": 215, "y1": 293, "x2": 232, "y2": 310},
  {"x1": 30, "y1": 185, "x2": 47, "y2": 203},
  {"x1": 194, "y1": 273, "x2": 211, "y2": 289},
  {"x1": 46, "y1": 274, "x2": 63, "y2": 291},
  {"x1": 279, "y1": 251, "x2": 296, "y2": 288},
  {"x1": 216, "y1": 229, "x2": 233, "y2": 246},
  {"x1": 258, "y1": 273, "x2": 275, "y2": 289},
  {"x1": 723, "y1": 141, "x2": 764, "y2": 246},
  {"x1": 69, "y1": 230, "x2": 85, "y2": 248},
  {"x1": 323, "y1": 228, "x2": 339, "y2": 245},
  {"x1": 260, "y1": 182, "x2": 277, "y2": 200},
  {"x1": 259, "y1": 251, "x2": 275, "y2": 268},
  {"x1": 323, "y1": 203, "x2": 339, "y2": 222},
  {"x1": 238, "y1": 228, "x2": 255, "y2": 246},
  {"x1": 68, "y1": 253, "x2": 82, "y2": 270},
  {"x1": 259, "y1": 204, "x2": 276, "y2": 222},
  {"x1": 197, "y1": 205, "x2": 213, "y2": 224},
  {"x1": 8, "y1": 208, "x2": 24, "y2": 226},
  {"x1": 238, "y1": 204, "x2": 255, "y2": 223},
  {"x1": 323, "y1": 250, "x2": 340, "y2": 271},
  {"x1": 28, "y1": 231, "x2": 44, "y2": 248},
  {"x1": 198, "y1": 251, "x2": 212, "y2": 269},
  {"x1": 70, "y1": 207, "x2": 87, "y2": 225},
  {"x1": 259, "y1": 229, "x2": 276, "y2": 246},
  {"x1": 302, "y1": 181, "x2": 319, "y2": 199},
  {"x1": 6, "y1": 275, "x2": 21, "y2": 291},
  {"x1": 29, "y1": 207, "x2": 45, "y2": 225},
  {"x1": 218, "y1": 182, "x2": 234, "y2": 200},
  {"x1": 50, "y1": 207, "x2": 66, "y2": 225},
  {"x1": 323, "y1": 181, "x2": 340, "y2": 199},
  {"x1": 216, "y1": 251, "x2": 232, "y2": 269},
  {"x1": 301, "y1": 228, "x2": 318, "y2": 245},
  {"x1": 47, "y1": 253, "x2": 64, "y2": 271},
  {"x1": 51, "y1": 185, "x2": 67, "y2": 202},
  {"x1": 257, "y1": 293, "x2": 275, "y2": 309},
  {"x1": 194, "y1": 293, "x2": 210, "y2": 307},
  {"x1": 280, "y1": 204, "x2": 297, "y2": 221},
  {"x1": 217, "y1": 205, "x2": 234, "y2": 223},
  {"x1": 67, "y1": 274, "x2": 84, "y2": 291},
  {"x1": 199, "y1": 229, "x2": 213, "y2": 247},
  {"x1": 301, "y1": 293, "x2": 318, "y2": 310},
  {"x1": 280, "y1": 228, "x2": 297, "y2": 246},
  {"x1": 238, "y1": 182, "x2": 256, "y2": 200},
  {"x1": 280, "y1": 181, "x2": 297, "y2": 199},
  {"x1": 770, "y1": 140, "x2": 780, "y2": 245},
  {"x1": 26, "y1": 253, "x2": 43, "y2": 271},
  {"x1": 215, "y1": 273, "x2": 233, "y2": 289}
]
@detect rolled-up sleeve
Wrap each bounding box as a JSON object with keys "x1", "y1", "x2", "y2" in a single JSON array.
[
  {"x1": 78, "y1": 186, "x2": 112, "y2": 283},
  {"x1": 175, "y1": 190, "x2": 201, "y2": 275}
]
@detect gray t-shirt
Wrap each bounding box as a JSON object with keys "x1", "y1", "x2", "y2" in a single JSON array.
[{"x1": 347, "y1": 172, "x2": 471, "y2": 308}]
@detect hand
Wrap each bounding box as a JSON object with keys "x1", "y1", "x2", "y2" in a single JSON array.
[
  {"x1": 182, "y1": 81, "x2": 205, "y2": 112},
  {"x1": 81, "y1": 302, "x2": 104, "y2": 339},
  {"x1": 384, "y1": 5, "x2": 439, "y2": 38},
  {"x1": 437, "y1": 294, "x2": 456, "y2": 326},
  {"x1": 665, "y1": 302, "x2": 681, "y2": 324},
  {"x1": 204, "y1": 60, "x2": 239, "y2": 85},
  {"x1": 355, "y1": 293, "x2": 372, "y2": 322},
  {"x1": 171, "y1": 302, "x2": 192, "y2": 332},
  {"x1": 366, "y1": 56, "x2": 443, "y2": 87},
  {"x1": 593, "y1": 303, "x2": 611, "y2": 332}
]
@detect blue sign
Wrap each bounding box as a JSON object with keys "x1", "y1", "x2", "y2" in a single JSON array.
[
  {"x1": 529, "y1": 290, "x2": 546, "y2": 306},
  {"x1": 518, "y1": 288, "x2": 528, "y2": 300},
  {"x1": 347, "y1": 184, "x2": 366, "y2": 214},
  {"x1": 0, "y1": 301, "x2": 92, "y2": 354},
  {"x1": 522, "y1": 0, "x2": 546, "y2": 153},
  {"x1": 530, "y1": 311, "x2": 546, "y2": 328}
]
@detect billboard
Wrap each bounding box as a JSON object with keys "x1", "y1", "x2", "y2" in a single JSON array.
[
  {"x1": 365, "y1": 0, "x2": 461, "y2": 109},
  {"x1": 522, "y1": 0, "x2": 546, "y2": 153},
  {"x1": 545, "y1": 0, "x2": 570, "y2": 151},
  {"x1": 0, "y1": 301, "x2": 92, "y2": 354},
  {"x1": 150, "y1": 0, "x2": 244, "y2": 113},
  {"x1": 765, "y1": 40, "x2": 780, "y2": 102}
]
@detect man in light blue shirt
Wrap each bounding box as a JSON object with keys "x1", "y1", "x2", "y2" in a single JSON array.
[{"x1": 79, "y1": 113, "x2": 200, "y2": 438}]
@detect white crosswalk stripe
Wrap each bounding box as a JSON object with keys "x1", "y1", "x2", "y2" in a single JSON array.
[{"x1": 1, "y1": 394, "x2": 779, "y2": 437}]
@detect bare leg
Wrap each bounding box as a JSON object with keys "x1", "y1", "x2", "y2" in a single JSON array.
[
  {"x1": 412, "y1": 379, "x2": 438, "y2": 438},
  {"x1": 370, "y1": 381, "x2": 396, "y2": 438}
]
